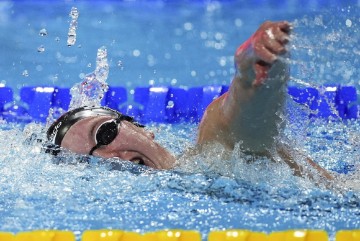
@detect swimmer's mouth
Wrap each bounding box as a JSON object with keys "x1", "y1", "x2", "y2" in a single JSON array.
[{"x1": 130, "y1": 158, "x2": 145, "y2": 166}]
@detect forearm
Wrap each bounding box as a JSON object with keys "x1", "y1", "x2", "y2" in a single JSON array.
[{"x1": 276, "y1": 142, "x2": 334, "y2": 183}]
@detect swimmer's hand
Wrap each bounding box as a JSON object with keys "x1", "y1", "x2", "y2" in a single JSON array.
[{"x1": 235, "y1": 21, "x2": 291, "y2": 87}]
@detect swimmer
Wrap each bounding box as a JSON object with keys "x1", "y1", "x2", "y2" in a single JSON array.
[{"x1": 46, "y1": 21, "x2": 334, "y2": 183}]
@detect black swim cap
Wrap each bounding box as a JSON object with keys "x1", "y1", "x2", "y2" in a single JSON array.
[{"x1": 47, "y1": 106, "x2": 121, "y2": 146}]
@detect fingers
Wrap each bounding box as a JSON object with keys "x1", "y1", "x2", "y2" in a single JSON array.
[
  {"x1": 253, "y1": 21, "x2": 291, "y2": 64},
  {"x1": 264, "y1": 29, "x2": 286, "y2": 54},
  {"x1": 278, "y1": 21, "x2": 292, "y2": 34},
  {"x1": 253, "y1": 43, "x2": 277, "y2": 63},
  {"x1": 276, "y1": 21, "x2": 292, "y2": 44}
]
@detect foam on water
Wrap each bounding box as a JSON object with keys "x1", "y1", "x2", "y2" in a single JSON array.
[{"x1": 1, "y1": 118, "x2": 360, "y2": 240}]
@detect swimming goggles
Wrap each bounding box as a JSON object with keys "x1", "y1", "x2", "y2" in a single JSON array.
[
  {"x1": 47, "y1": 106, "x2": 144, "y2": 153},
  {"x1": 89, "y1": 115, "x2": 144, "y2": 155}
]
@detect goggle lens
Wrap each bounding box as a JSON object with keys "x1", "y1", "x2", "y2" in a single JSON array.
[
  {"x1": 89, "y1": 115, "x2": 144, "y2": 155},
  {"x1": 96, "y1": 120, "x2": 119, "y2": 146}
]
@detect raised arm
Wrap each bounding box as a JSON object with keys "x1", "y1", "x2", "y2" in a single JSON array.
[
  {"x1": 197, "y1": 21, "x2": 291, "y2": 155},
  {"x1": 196, "y1": 21, "x2": 334, "y2": 184}
]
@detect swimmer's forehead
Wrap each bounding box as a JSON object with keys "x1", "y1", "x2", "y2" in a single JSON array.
[{"x1": 60, "y1": 115, "x2": 117, "y2": 155}]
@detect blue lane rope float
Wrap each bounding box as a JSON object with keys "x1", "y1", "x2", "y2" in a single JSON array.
[
  {"x1": 0, "y1": 85, "x2": 358, "y2": 123},
  {"x1": 0, "y1": 229, "x2": 360, "y2": 241}
]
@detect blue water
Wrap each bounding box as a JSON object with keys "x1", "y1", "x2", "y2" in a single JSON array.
[
  {"x1": 2, "y1": 0, "x2": 360, "y2": 93},
  {"x1": 1, "y1": 1, "x2": 360, "y2": 241}
]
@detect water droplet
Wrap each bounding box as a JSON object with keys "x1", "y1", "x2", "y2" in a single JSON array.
[
  {"x1": 133, "y1": 49, "x2": 140, "y2": 57},
  {"x1": 183, "y1": 22, "x2": 193, "y2": 31},
  {"x1": 37, "y1": 45, "x2": 45, "y2": 52},
  {"x1": 69, "y1": 6, "x2": 79, "y2": 19},
  {"x1": 49, "y1": 74, "x2": 58, "y2": 82},
  {"x1": 67, "y1": 7, "x2": 79, "y2": 46},
  {"x1": 167, "y1": 100, "x2": 175, "y2": 108},
  {"x1": 39, "y1": 28, "x2": 48, "y2": 36},
  {"x1": 200, "y1": 31, "x2": 208, "y2": 40},
  {"x1": 164, "y1": 53, "x2": 171, "y2": 59},
  {"x1": 117, "y1": 60, "x2": 123, "y2": 67},
  {"x1": 234, "y1": 18, "x2": 243, "y2": 27},
  {"x1": 22, "y1": 70, "x2": 29, "y2": 77},
  {"x1": 36, "y1": 65, "x2": 43, "y2": 71},
  {"x1": 69, "y1": 46, "x2": 109, "y2": 109},
  {"x1": 174, "y1": 43, "x2": 182, "y2": 51},
  {"x1": 346, "y1": 19, "x2": 352, "y2": 27}
]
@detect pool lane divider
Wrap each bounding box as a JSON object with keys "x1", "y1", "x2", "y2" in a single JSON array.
[
  {"x1": 0, "y1": 229, "x2": 359, "y2": 241},
  {"x1": 0, "y1": 85, "x2": 357, "y2": 123}
]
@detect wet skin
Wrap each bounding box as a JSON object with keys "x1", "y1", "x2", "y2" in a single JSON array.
[{"x1": 61, "y1": 116, "x2": 176, "y2": 169}]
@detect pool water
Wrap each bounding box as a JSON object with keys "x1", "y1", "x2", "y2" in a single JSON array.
[{"x1": 1, "y1": 1, "x2": 360, "y2": 241}]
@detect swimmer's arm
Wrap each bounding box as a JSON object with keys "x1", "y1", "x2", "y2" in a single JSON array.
[
  {"x1": 197, "y1": 21, "x2": 291, "y2": 148},
  {"x1": 276, "y1": 143, "x2": 335, "y2": 183}
]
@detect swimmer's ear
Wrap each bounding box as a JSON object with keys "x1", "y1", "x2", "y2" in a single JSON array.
[{"x1": 43, "y1": 143, "x2": 90, "y2": 165}]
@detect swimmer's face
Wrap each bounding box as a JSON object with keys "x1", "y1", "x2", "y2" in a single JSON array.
[{"x1": 61, "y1": 116, "x2": 176, "y2": 169}]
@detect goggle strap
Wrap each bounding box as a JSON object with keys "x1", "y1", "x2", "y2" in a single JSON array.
[{"x1": 89, "y1": 143, "x2": 102, "y2": 156}]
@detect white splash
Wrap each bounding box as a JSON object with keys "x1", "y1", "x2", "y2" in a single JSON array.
[{"x1": 69, "y1": 46, "x2": 109, "y2": 109}]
